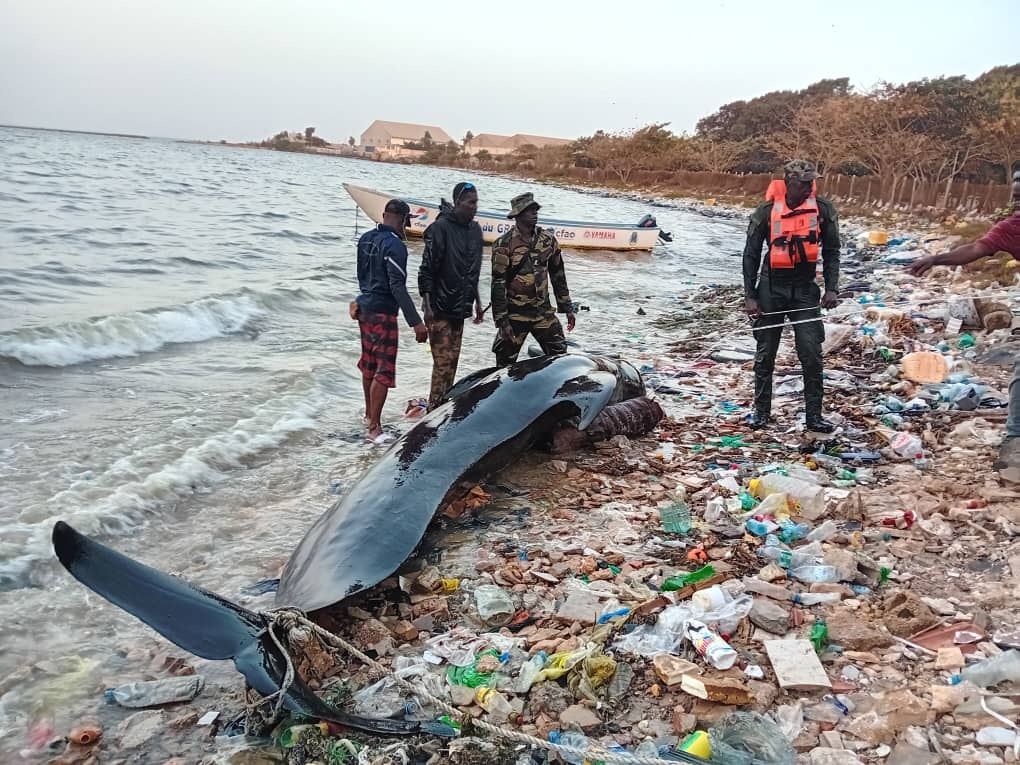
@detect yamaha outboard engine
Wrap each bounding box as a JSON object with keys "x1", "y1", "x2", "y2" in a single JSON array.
[{"x1": 637, "y1": 213, "x2": 672, "y2": 242}]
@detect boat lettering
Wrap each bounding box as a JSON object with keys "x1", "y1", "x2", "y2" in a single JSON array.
[
  {"x1": 583, "y1": 230, "x2": 617, "y2": 240},
  {"x1": 552, "y1": 228, "x2": 576, "y2": 240}
]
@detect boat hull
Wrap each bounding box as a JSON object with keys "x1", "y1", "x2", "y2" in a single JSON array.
[{"x1": 343, "y1": 183, "x2": 661, "y2": 251}]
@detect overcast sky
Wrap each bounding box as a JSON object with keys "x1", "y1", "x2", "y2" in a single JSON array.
[{"x1": 2, "y1": 0, "x2": 1017, "y2": 143}]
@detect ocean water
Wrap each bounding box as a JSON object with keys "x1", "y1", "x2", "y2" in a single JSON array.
[{"x1": 0, "y1": 126, "x2": 746, "y2": 758}]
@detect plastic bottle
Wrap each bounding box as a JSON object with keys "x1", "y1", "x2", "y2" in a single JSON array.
[
  {"x1": 515, "y1": 651, "x2": 549, "y2": 693},
  {"x1": 810, "y1": 619, "x2": 829, "y2": 653},
  {"x1": 806, "y1": 519, "x2": 838, "y2": 542},
  {"x1": 913, "y1": 453, "x2": 931, "y2": 471},
  {"x1": 659, "y1": 500, "x2": 692, "y2": 534},
  {"x1": 550, "y1": 730, "x2": 590, "y2": 765},
  {"x1": 685, "y1": 620, "x2": 737, "y2": 670},
  {"x1": 474, "y1": 585, "x2": 514, "y2": 626},
  {"x1": 790, "y1": 565, "x2": 841, "y2": 584},
  {"x1": 749, "y1": 475, "x2": 824, "y2": 518},
  {"x1": 793, "y1": 592, "x2": 841, "y2": 606},
  {"x1": 742, "y1": 579, "x2": 792, "y2": 601},
  {"x1": 758, "y1": 544, "x2": 819, "y2": 570},
  {"x1": 105, "y1": 676, "x2": 205, "y2": 708},
  {"x1": 745, "y1": 518, "x2": 772, "y2": 537},
  {"x1": 778, "y1": 519, "x2": 810, "y2": 544},
  {"x1": 475, "y1": 687, "x2": 515, "y2": 723},
  {"x1": 958, "y1": 650, "x2": 1020, "y2": 688}
]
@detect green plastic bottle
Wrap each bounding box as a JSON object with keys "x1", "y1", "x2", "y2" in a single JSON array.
[{"x1": 810, "y1": 618, "x2": 829, "y2": 653}]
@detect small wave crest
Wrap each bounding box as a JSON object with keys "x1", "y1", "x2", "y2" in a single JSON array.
[
  {"x1": 0, "y1": 390, "x2": 324, "y2": 589},
  {"x1": 0, "y1": 289, "x2": 307, "y2": 367}
]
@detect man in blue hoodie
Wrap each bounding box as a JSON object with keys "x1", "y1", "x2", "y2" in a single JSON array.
[{"x1": 355, "y1": 199, "x2": 428, "y2": 443}]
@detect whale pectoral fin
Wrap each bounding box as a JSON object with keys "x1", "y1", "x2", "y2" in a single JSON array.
[
  {"x1": 52, "y1": 521, "x2": 264, "y2": 660},
  {"x1": 556, "y1": 371, "x2": 618, "y2": 431}
]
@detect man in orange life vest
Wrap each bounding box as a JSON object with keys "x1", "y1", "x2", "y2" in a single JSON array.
[{"x1": 742, "y1": 160, "x2": 841, "y2": 432}]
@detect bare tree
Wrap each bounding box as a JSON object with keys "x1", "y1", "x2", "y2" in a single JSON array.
[
  {"x1": 765, "y1": 97, "x2": 858, "y2": 175},
  {"x1": 690, "y1": 137, "x2": 751, "y2": 174}
]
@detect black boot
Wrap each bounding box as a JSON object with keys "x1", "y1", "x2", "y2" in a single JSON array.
[
  {"x1": 749, "y1": 411, "x2": 771, "y2": 430},
  {"x1": 805, "y1": 414, "x2": 835, "y2": 433}
]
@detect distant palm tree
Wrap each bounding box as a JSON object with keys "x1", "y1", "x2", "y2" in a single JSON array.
[{"x1": 464, "y1": 130, "x2": 474, "y2": 145}]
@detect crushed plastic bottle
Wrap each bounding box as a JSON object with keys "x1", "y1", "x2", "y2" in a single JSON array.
[
  {"x1": 749, "y1": 475, "x2": 824, "y2": 517},
  {"x1": 789, "y1": 565, "x2": 840, "y2": 584},
  {"x1": 475, "y1": 686, "x2": 515, "y2": 723},
  {"x1": 958, "y1": 650, "x2": 1020, "y2": 688},
  {"x1": 549, "y1": 730, "x2": 590, "y2": 765},
  {"x1": 806, "y1": 519, "x2": 838, "y2": 542},
  {"x1": 105, "y1": 676, "x2": 205, "y2": 708}
]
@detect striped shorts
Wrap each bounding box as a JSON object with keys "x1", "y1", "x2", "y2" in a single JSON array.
[{"x1": 357, "y1": 312, "x2": 399, "y2": 388}]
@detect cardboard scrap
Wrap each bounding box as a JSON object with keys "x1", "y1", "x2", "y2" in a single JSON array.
[
  {"x1": 680, "y1": 674, "x2": 754, "y2": 705},
  {"x1": 765, "y1": 639, "x2": 832, "y2": 691}
]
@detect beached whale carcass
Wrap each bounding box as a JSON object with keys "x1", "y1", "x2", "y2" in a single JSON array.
[
  {"x1": 276, "y1": 353, "x2": 646, "y2": 612},
  {"x1": 49, "y1": 353, "x2": 652, "y2": 726}
]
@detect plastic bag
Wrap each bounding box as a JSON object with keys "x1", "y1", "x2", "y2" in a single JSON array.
[{"x1": 709, "y1": 712, "x2": 796, "y2": 765}]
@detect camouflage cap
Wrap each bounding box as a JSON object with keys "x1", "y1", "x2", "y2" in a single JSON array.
[
  {"x1": 784, "y1": 159, "x2": 821, "y2": 181},
  {"x1": 507, "y1": 192, "x2": 541, "y2": 219}
]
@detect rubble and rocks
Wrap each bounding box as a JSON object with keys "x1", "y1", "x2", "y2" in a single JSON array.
[{"x1": 68, "y1": 211, "x2": 1020, "y2": 764}]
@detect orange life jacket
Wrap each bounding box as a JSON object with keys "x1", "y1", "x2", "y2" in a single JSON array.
[{"x1": 765, "y1": 179, "x2": 820, "y2": 270}]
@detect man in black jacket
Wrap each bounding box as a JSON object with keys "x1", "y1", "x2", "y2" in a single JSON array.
[
  {"x1": 743, "y1": 160, "x2": 840, "y2": 433},
  {"x1": 418, "y1": 181, "x2": 485, "y2": 410},
  {"x1": 355, "y1": 199, "x2": 428, "y2": 443}
]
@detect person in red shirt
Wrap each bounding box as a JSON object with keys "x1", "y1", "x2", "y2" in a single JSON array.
[{"x1": 908, "y1": 170, "x2": 1020, "y2": 481}]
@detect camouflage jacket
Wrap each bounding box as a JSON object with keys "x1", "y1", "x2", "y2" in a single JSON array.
[{"x1": 491, "y1": 225, "x2": 572, "y2": 326}]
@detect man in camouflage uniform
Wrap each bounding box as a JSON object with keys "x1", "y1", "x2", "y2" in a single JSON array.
[
  {"x1": 491, "y1": 192, "x2": 576, "y2": 367},
  {"x1": 743, "y1": 160, "x2": 841, "y2": 433}
]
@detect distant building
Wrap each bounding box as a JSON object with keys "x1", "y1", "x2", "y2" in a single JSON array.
[
  {"x1": 464, "y1": 133, "x2": 572, "y2": 156},
  {"x1": 359, "y1": 120, "x2": 455, "y2": 157}
]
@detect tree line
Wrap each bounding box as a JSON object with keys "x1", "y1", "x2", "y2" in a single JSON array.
[{"x1": 463, "y1": 65, "x2": 1018, "y2": 204}]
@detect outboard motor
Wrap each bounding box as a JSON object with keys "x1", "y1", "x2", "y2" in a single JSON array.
[{"x1": 637, "y1": 213, "x2": 673, "y2": 242}]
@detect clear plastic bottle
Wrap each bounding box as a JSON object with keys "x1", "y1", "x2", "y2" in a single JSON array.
[
  {"x1": 749, "y1": 475, "x2": 825, "y2": 517},
  {"x1": 551, "y1": 730, "x2": 590, "y2": 765},
  {"x1": 792, "y1": 592, "x2": 842, "y2": 605},
  {"x1": 958, "y1": 650, "x2": 1020, "y2": 688},
  {"x1": 806, "y1": 519, "x2": 838, "y2": 542},
  {"x1": 106, "y1": 676, "x2": 204, "y2": 708},
  {"x1": 789, "y1": 565, "x2": 841, "y2": 584},
  {"x1": 475, "y1": 686, "x2": 514, "y2": 723}
]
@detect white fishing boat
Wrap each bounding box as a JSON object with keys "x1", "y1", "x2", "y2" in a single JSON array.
[{"x1": 343, "y1": 183, "x2": 667, "y2": 251}]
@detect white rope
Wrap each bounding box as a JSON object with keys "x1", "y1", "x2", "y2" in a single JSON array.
[{"x1": 265, "y1": 610, "x2": 688, "y2": 765}]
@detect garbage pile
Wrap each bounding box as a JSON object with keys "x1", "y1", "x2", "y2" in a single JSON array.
[{"x1": 42, "y1": 220, "x2": 1020, "y2": 765}]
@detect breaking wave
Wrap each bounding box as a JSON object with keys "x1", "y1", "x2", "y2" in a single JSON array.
[
  {"x1": 0, "y1": 389, "x2": 324, "y2": 589},
  {"x1": 0, "y1": 289, "x2": 308, "y2": 367}
]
